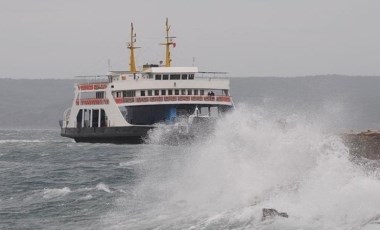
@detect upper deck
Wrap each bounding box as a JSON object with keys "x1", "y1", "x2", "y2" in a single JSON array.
[
  {"x1": 76, "y1": 66, "x2": 231, "y2": 92},
  {"x1": 75, "y1": 68, "x2": 233, "y2": 107}
]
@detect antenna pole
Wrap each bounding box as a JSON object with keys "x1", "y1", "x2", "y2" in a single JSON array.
[
  {"x1": 127, "y1": 23, "x2": 140, "y2": 73},
  {"x1": 161, "y1": 18, "x2": 176, "y2": 67}
]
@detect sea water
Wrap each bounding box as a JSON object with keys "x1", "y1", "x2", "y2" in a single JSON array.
[{"x1": 1, "y1": 106, "x2": 380, "y2": 229}]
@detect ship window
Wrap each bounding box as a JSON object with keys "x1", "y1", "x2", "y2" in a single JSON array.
[
  {"x1": 161, "y1": 90, "x2": 166, "y2": 95},
  {"x1": 141, "y1": 90, "x2": 146, "y2": 96},
  {"x1": 224, "y1": 90, "x2": 229, "y2": 96},
  {"x1": 125, "y1": 90, "x2": 135, "y2": 97},
  {"x1": 181, "y1": 74, "x2": 188, "y2": 80},
  {"x1": 187, "y1": 89, "x2": 192, "y2": 95},
  {"x1": 175, "y1": 89, "x2": 179, "y2": 95},
  {"x1": 194, "y1": 89, "x2": 198, "y2": 95},
  {"x1": 200, "y1": 90, "x2": 204, "y2": 95},
  {"x1": 154, "y1": 90, "x2": 159, "y2": 96},
  {"x1": 168, "y1": 89, "x2": 173, "y2": 95},
  {"x1": 170, "y1": 74, "x2": 180, "y2": 80},
  {"x1": 96, "y1": 92, "x2": 105, "y2": 98},
  {"x1": 155, "y1": 74, "x2": 162, "y2": 80},
  {"x1": 148, "y1": 90, "x2": 152, "y2": 96},
  {"x1": 181, "y1": 89, "x2": 186, "y2": 95},
  {"x1": 189, "y1": 74, "x2": 194, "y2": 80},
  {"x1": 163, "y1": 74, "x2": 169, "y2": 80}
]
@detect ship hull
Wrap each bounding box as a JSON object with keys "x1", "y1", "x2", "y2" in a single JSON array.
[{"x1": 61, "y1": 126, "x2": 154, "y2": 144}]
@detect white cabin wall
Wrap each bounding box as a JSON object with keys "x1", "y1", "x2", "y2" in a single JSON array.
[
  {"x1": 104, "y1": 89, "x2": 130, "y2": 127},
  {"x1": 110, "y1": 79, "x2": 230, "y2": 91},
  {"x1": 67, "y1": 90, "x2": 80, "y2": 128},
  {"x1": 66, "y1": 87, "x2": 130, "y2": 128}
]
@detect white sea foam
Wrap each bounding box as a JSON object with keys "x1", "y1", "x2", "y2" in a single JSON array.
[
  {"x1": 76, "y1": 187, "x2": 94, "y2": 192},
  {"x1": 42, "y1": 187, "x2": 71, "y2": 199},
  {"x1": 0, "y1": 139, "x2": 44, "y2": 144},
  {"x1": 102, "y1": 106, "x2": 380, "y2": 229},
  {"x1": 78, "y1": 194, "x2": 93, "y2": 201},
  {"x1": 96, "y1": 183, "x2": 112, "y2": 193},
  {"x1": 119, "y1": 160, "x2": 145, "y2": 167}
]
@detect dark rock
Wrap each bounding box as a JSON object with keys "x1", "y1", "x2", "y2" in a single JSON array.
[
  {"x1": 342, "y1": 131, "x2": 380, "y2": 160},
  {"x1": 262, "y1": 208, "x2": 288, "y2": 221}
]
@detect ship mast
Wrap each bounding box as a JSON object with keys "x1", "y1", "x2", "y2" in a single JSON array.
[
  {"x1": 161, "y1": 18, "x2": 176, "y2": 67},
  {"x1": 127, "y1": 23, "x2": 140, "y2": 73}
]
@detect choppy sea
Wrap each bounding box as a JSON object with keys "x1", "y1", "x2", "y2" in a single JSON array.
[{"x1": 1, "y1": 106, "x2": 380, "y2": 230}]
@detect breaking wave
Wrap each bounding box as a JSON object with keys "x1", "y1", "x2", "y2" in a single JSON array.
[
  {"x1": 0, "y1": 139, "x2": 45, "y2": 144},
  {"x1": 102, "y1": 105, "x2": 380, "y2": 229},
  {"x1": 42, "y1": 187, "x2": 71, "y2": 199},
  {"x1": 96, "y1": 183, "x2": 112, "y2": 193}
]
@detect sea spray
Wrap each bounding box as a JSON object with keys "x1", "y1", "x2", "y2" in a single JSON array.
[{"x1": 102, "y1": 106, "x2": 380, "y2": 229}]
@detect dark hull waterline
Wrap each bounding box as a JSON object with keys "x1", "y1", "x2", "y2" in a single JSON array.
[{"x1": 61, "y1": 126, "x2": 154, "y2": 144}]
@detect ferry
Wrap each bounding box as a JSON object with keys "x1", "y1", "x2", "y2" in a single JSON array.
[{"x1": 60, "y1": 19, "x2": 234, "y2": 143}]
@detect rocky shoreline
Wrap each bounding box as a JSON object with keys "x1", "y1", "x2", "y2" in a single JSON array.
[{"x1": 342, "y1": 131, "x2": 380, "y2": 160}]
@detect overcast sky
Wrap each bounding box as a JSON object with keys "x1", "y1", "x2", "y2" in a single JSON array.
[{"x1": 1, "y1": 0, "x2": 380, "y2": 78}]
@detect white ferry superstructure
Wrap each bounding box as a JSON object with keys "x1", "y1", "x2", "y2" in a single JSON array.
[{"x1": 60, "y1": 19, "x2": 234, "y2": 143}]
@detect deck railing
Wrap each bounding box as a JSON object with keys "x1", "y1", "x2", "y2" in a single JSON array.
[
  {"x1": 115, "y1": 95, "x2": 231, "y2": 104},
  {"x1": 76, "y1": 98, "x2": 109, "y2": 105},
  {"x1": 77, "y1": 82, "x2": 108, "y2": 91},
  {"x1": 75, "y1": 96, "x2": 231, "y2": 106}
]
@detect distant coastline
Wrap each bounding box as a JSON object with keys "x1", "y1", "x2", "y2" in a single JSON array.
[
  {"x1": 1, "y1": 76, "x2": 380, "y2": 130},
  {"x1": 1, "y1": 74, "x2": 380, "y2": 80}
]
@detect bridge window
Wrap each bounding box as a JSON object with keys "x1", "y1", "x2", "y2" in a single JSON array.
[
  {"x1": 181, "y1": 74, "x2": 188, "y2": 80},
  {"x1": 155, "y1": 74, "x2": 162, "y2": 80},
  {"x1": 140, "y1": 90, "x2": 146, "y2": 96},
  {"x1": 163, "y1": 74, "x2": 169, "y2": 80},
  {"x1": 154, "y1": 90, "x2": 159, "y2": 96},
  {"x1": 194, "y1": 89, "x2": 198, "y2": 95},
  {"x1": 187, "y1": 89, "x2": 192, "y2": 95},
  {"x1": 200, "y1": 90, "x2": 204, "y2": 95},
  {"x1": 161, "y1": 90, "x2": 166, "y2": 95},
  {"x1": 181, "y1": 89, "x2": 186, "y2": 95},
  {"x1": 175, "y1": 90, "x2": 179, "y2": 95},
  {"x1": 168, "y1": 89, "x2": 173, "y2": 95},
  {"x1": 148, "y1": 90, "x2": 152, "y2": 96},
  {"x1": 170, "y1": 74, "x2": 180, "y2": 80},
  {"x1": 189, "y1": 74, "x2": 194, "y2": 80}
]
